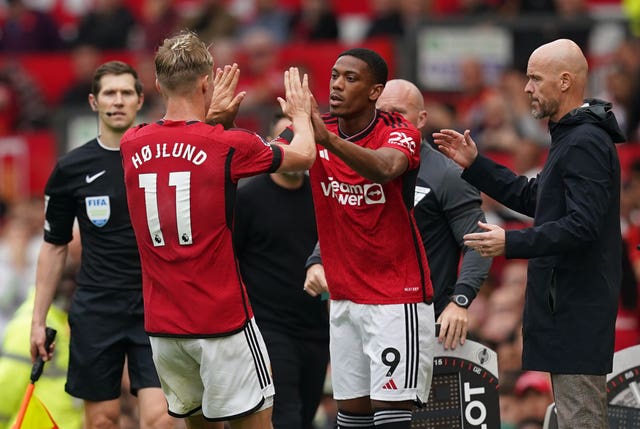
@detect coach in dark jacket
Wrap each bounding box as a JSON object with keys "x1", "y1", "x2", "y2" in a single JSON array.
[{"x1": 434, "y1": 39, "x2": 625, "y2": 429}]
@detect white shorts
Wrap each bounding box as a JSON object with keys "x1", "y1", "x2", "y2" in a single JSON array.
[
  {"x1": 330, "y1": 300, "x2": 435, "y2": 403},
  {"x1": 149, "y1": 318, "x2": 275, "y2": 421}
]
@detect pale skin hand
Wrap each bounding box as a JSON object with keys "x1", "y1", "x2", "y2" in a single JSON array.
[
  {"x1": 432, "y1": 129, "x2": 479, "y2": 169},
  {"x1": 463, "y1": 221, "x2": 506, "y2": 257},
  {"x1": 206, "y1": 63, "x2": 246, "y2": 128},
  {"x1": 437, "y1": 303, "x2": 469, "y2": 350},
  {"x1": 303, "y1": 264, "x2": 329, "y2": 297}
]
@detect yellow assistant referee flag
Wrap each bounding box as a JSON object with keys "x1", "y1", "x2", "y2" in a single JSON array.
[{"x1": 11, "y1": 384, "x2": 58, "y2": 429}]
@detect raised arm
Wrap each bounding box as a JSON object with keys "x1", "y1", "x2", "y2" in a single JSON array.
[
  {"x1": 275, "y1": 67, "x2": 316, "y2": 172},
  {"x1": 311, "y1": 110, "x2": 409, "y2": 184},
  {"x1": 206, "y1": 63, "x2": 246, "y2": 129}
]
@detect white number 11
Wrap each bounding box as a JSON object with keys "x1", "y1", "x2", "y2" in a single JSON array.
[{"x1": 139, "y1": 172, "x2": 193, "y2": 247}]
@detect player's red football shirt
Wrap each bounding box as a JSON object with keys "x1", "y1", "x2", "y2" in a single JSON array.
[
  {"x1": 310, "y1": 110, "x2": 433, "y2": 304},
  {"x1": 121, "y1": 120, "x2": 283, "y2": 336}
]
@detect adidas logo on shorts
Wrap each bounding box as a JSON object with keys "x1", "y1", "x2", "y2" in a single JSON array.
[{"x1": 382, "y1": 379, "x2": 398, "y2": 390}]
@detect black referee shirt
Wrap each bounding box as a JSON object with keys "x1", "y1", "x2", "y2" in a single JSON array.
[{"x1": 44, "y1": 138, "x2": 141, "y2": 290}]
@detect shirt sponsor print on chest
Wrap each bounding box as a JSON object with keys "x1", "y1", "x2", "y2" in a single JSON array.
[
  {"x1": 85, "y1": 196, "x2": 110, "y2": 227},
  {"x1": 320, "y1": 177, "x2": 386, "y2": 206}
]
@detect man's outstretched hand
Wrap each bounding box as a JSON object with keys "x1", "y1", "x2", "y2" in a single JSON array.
[{"x1": 432, "y1": 129, "x2": 479, "y2": 169}]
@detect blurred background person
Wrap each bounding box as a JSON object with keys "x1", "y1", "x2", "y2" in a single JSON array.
[
  {"x1": 456, "y1": 58, "x2": 499, "y2": 133},
  {"x1": 235, "y1": 113, "x2": 329, "y2": 429},
  {"x1": 288, "y1": 0, "x2": 338, "y2": 42},
  {"x1": 365, "y1": 0, "x2": 404, "y2": 39},
  {"x1": 236, "y1": 27, "x2": 284, "y2": 132},
  {"x1": 60, "y1": 45, "x2": 102, "y2": 109},
  {"x1": 499, "y1": 370, "x2": 523, "y2": 429},
  {"x1": 0, "y1": 231, "x2": 82, "y2": 429},
  {"x1": 0, "y1": 62, "x2": 50, "y2": 134},
  {"x1": 183, "y1": 0, "x2": 237, "y2": 45},
  {"x1": 513, "y1": 371, "x2": 554, "y2": 428},
  {"x1": 72, "y1": 0, "x2": 137, "y2": 50},
  {"x1": 472, "y1": 91, "x2": 520, "y2": 152},
  {"x1": 0, "y1": 0, "x2": 62, "y2": 52},
  {"x1": 0, "y1": 198, "x2": 43, "y2": 338},
  {"x1": 134, "y1": 0, "x2": 181, "y2": 53},
  {"x1": 237, "y1": 0, "x2": 291, "y2": 44},
  {"x1": 476, "y1": 260, "x2": 527, "y2": 375}
]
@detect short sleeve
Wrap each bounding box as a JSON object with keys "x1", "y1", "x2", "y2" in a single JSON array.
[
  {"x1": 43, "y1": 163, "x2": 75, "y2": 245},
  {"x1": 226, "y1": 129, "x2": 283, "y2": 182},
  {"x1": 380, "y1": 125, "x2": 421, "y2": 170}
]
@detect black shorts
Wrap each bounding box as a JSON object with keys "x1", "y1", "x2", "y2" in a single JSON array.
[{"x1": 66, "y1": 287, "x2": 160, "y2": 401}]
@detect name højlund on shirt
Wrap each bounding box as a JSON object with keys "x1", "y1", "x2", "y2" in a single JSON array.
[{"x1": 129, "y1": 143, "x2": 208, "y2": 169}]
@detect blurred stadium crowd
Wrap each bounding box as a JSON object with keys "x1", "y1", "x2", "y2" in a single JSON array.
[{"x1": 1, "y1": 0, "x2": 640, "y2": 428}]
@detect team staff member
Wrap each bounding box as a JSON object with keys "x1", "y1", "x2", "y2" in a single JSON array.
[
  {"x1": 120, "y1": 31, "x2": 315, "y2": 429},
  {"x1": 377, "y1": 80, "x2": 491, "y2": 349},
  {"x1": 434, "y1": 39, "x2": 625, "y2": 429},
  {"x1": 235, "y1": 115, "x2": 329, "y2": 429},
  {"x1": 30, "y1": 61, "x2": 174, "y2": 429}
]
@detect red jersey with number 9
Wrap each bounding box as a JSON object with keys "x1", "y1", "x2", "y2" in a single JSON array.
[{"x1": 121, "y1": 120, "x2": 282, "y2": 336}]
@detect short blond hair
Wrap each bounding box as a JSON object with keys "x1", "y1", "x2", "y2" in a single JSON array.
[{"x1": 155, "y1": 31, "x2": 213, "y2": 93}]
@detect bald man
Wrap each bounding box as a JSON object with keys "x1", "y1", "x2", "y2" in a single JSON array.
[
  {"x1": 376, "y1": 80, "x2": 492, "y2": 349},
  {"x1": 434, "y1": 39, "x2": 625, "y2": 429}
]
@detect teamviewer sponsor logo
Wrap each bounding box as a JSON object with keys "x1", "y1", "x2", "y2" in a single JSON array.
[
  {"x1": 320, "y1": 178, "x2": 386, "y2": 206},
  {"x1": 364, "y1": 184, "x2": 385, "y2": 204}
]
